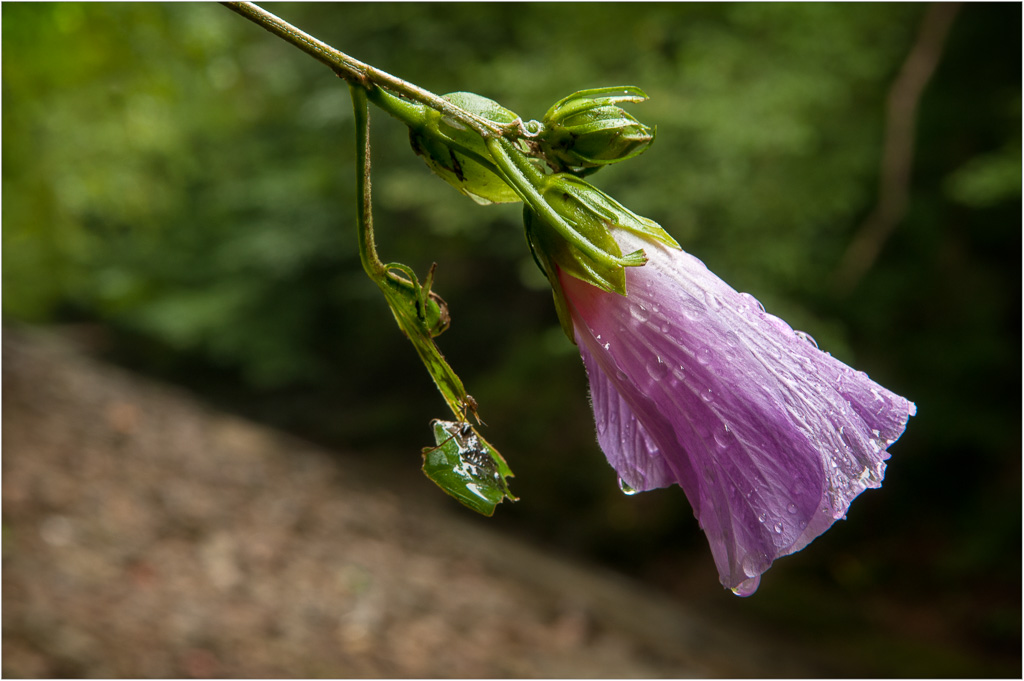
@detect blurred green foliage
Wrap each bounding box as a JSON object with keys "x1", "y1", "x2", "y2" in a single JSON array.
[{"x1": 3, "y1": 3, "x2": 1020, "y2": 676}]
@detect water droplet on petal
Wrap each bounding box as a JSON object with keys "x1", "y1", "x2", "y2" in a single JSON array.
[
  {"x1": 787, "y1": 503, "x2": 798, "y2": 514},
  {"x1": 739, "y1": 292, "x2": 766, "y2": 314},
  {"x1": 713, "y1": 424, "x2": 733, "y2": 449},
  {"x1": 646, "y1": 356, "x2": 670, "y2": 381},
  {"x1": 700, "y1": 389, "x2": 715, "y2": 403},
  {"x1": 681, "y1": 297, "x2": 706, "y2": 320},
  {"x1": 773, "y1": 521, "x2": 784, "y2": 534},
  {"x1": 630, "y1": 305, "x2": 650, "y2": 323},
  {"x1": 740, "y1": 553, "x2": 767, "y2": 579},
  {"x1": 696, "y1": 346, "x2": 712, "y2": 365},
  {"x1": 732, "y1": 575, "x2": 760, "y2": 597},
  {"x1": 794, "y1": 330, "x2": 819, "y2": 348},
  {"x1": 618, "y1": 478, "x2": 640, "y2": 495}
]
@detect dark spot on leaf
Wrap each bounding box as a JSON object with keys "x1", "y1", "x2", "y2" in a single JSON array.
[{"x1": 449, "y1": 149, "x2": 465, "y2": 182}]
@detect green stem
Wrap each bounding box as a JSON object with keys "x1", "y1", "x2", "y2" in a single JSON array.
[
  {"x1": 485, "y1": 137, "x2": 645, "y2": 269},
  {"x1": 349, "y1": 86, "x2": 468, "y2": 423},
  {"x1": 221, "y1": 2, "x2": 505, "y2": 138},
  {"x1": 350, "y1": 86, "x2": 384, "y2": 278},
  {"x1": 222, "y1": 3, "x2": 645, "y2": 271}
]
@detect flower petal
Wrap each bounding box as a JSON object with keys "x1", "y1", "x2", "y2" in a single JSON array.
[
  {"x1": 578, "y1": 339, "x2": 675, "y2": 492},
  {"x1": 561, "y1": 233, "x2": 916, "y2": 594}
]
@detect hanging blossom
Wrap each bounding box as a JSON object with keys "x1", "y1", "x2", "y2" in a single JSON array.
[{"x1": 556, "y1": 230, "x2": 916, "y2": 596}]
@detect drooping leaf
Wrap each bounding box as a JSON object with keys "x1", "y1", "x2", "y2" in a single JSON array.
[{"x1": 422, "y1": 419, "x2": 515, "y2": 516}]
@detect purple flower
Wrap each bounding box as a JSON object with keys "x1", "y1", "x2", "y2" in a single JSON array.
[{"x1": 557, "y1": 231, "x2": 916, "y2": 596}]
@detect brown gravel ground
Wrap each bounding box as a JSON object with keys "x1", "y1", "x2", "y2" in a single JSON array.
[{"x1": 2, "y1": 326, "x2": 808, "y2": 678}]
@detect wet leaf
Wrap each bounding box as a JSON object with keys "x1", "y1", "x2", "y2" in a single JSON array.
[{"x1": 422, "y1": 419, "x2": 515, "y2": 516}]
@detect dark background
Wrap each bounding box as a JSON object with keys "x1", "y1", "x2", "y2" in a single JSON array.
[{"x1": 4, "y1": 3, "x2": 1020, "y2": 676}]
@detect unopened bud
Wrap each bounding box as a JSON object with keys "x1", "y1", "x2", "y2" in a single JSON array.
[
  {"x1": 540, "y1": 86, "x2": 655, "y2": 170},
  {"x1": 409, "y1": 91, "x2": 522, "y2": 205}
]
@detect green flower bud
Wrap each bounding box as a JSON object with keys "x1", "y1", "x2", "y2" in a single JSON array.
[
  {"x1": 540, "y1": 86, "x2": 655, "y2": 171},
  {"x1": 408, "y1": 92, "x2": 523, "y2": 205}
]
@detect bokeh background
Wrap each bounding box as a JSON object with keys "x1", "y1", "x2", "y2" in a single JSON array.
[{"x1": 3, "y1": 2, "x2": 1020, "y2": 677}]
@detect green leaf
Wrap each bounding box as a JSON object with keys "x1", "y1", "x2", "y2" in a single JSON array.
[
  {"x1": 422, "y1": 419, "x2": 516, "y2": 516},
  {"x1": 410, "y1": 128, "x2": 521, "y2": 205}
]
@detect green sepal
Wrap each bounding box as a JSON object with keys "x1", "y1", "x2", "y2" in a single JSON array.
[
  {"x1": 422, "y1": 419, "x2": 516, "y2": 516},
  {"x1": 523, "y1": 173, "x2": 679, "y2": 298},
  {"x1": 522, "y1": 173, "x2": 681, "y2": 340},
  {"x1": 543, "y1": 86, "x2": 650, "y2": 121},
  {"x1": 524, "y1": 201, "x2": 628, "y2": 296},
  {"x1": 552, "y1": 174, "x2": 679, "y2": 250}
]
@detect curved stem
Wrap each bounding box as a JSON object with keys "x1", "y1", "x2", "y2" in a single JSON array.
[
  {"x1": 350, "y1": 85, "x2": 384, "y2": 278},
  {"x1": 221, "y1": 1, "x2": 504, "y2": 138}
]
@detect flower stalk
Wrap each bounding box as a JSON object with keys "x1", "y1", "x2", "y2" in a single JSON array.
[
  {"x1": 221, "y1": 1, "x2": 508, "y2": 139},
  {"x1": 223, "y1": 1, "x2": 657, "y2": 297}
]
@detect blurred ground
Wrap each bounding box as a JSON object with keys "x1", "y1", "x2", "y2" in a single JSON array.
[{"x1": 3, "y1": 325, "x2": 811, "y2": 678}]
